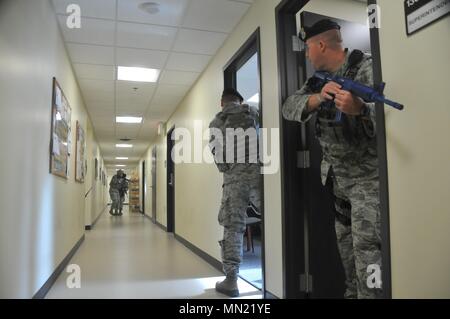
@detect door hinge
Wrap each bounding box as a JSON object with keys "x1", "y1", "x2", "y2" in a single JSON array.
[
  {"x1": 300, "y1": 274, "x2": 313, "y2": 293},
  {"x1": 297, "y1": 150, "x2": 310, "y2": 168},
  {"x1": 292, "y1": 35, "x2": 302, "y2": 52}
]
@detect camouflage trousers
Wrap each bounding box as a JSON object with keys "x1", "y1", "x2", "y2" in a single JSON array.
[
  {"x1": 331, "y1": 173, "x2": 382, "y2": 299},
  {"x1": 109, "y1": 189, "x2": 122, "y2": 212},
  {"x1": 218, "y1": 169, "x2": 261, "y2": 277}
]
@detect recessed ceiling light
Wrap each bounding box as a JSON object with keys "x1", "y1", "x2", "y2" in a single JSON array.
[
  {"x1": 116, "y1": 165, "x2": 126, "y2": 167},
  {"x1": 118, "y1": 66, "x2": 160, "y2": 82},
  {"x1": 116, "y1": 116, "x2": 143, "y2": 124},
  {"x1": 116, "y1": 157, "x2": 129, "y2": 160},
  {"x1": 247, "y1": 93, "x2": 260, "y2": 104},
  {"x1": 138, "y1": 2, "x2": 160, "y2": 15},
  {"x1": 116, "y1": 144, "x2": 133, "y2": 148}
]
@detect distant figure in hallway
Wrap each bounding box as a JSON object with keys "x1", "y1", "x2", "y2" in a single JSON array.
[
  {"x1": 209, "y1": 88, "x2": 262, "y2": 297},
  {"x1": 109, "y1": 169, "x2": 128, "y2": 216},
  {"x1": 282, "y1": 19, "x2": 382, "y2": 299}
]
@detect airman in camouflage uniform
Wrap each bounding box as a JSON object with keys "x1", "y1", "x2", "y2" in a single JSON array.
[
  {"x1": 282, "y1": 19, "x2": 382, "y2": 299},
  {"x1": 209, "y1": 88, "x2": 261, "y2": 297},
  {"x1": 109, "y1": 170, "x2": 128, "y2": 216}
]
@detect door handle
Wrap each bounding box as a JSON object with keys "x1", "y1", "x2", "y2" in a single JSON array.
[{"x1": 168, "y1": 173, "x2": 174, "y2": 186}]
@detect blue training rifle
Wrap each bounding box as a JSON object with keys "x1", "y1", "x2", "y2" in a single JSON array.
[{"x1": 313, "y1": 71, "x2": 404, "y2": 122}]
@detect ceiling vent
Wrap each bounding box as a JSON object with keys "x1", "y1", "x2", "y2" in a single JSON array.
[{"x1": 138, "y1": 2, "x2": 160, "y2": 15}]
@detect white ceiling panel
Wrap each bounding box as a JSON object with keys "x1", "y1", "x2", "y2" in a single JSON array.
[
  {"x1": 173, "y1": 29, "x2": 228, "y2": 55},
  {"x1": 116, "y1": 22, "x2": 178, "y2": 50},
  {"x1": 73, "y1": 64, "x2": 115, "y2": 80},
  {"x1": 159, "y1": 70, "x2": 200, "y2": 86},
  {"x1": 52, "y1": 0, "x2": 117, "y2": 19},
  {"x1": 151, "y1": 84, "x2": 189, "y2": 106},
  {"x1": 116, "y1": 47, "x2": 168, "y2": 69},
  {"x1": 57, "y1": 16, "x2": 115, "y2": 46},
  {"x1": 117, "y1": 0, "x2": 189, "y2": 27},
  {"x1": 66, "y1": 43, "x2": 114, "y2": 65},
  {"x1": 86, "y1": 101, "x2": 115, "y2": 111},
  {"x1": 166, "y1": 52, "x2": 211, "y2": 72},
  {"x1": 182, "y1": 0, "x2": 250, "y2": 33},
  {"x1": 116, "y1": 103, "x2": 148, "y2": 113},
  {"x1": 147, "y1": 104, "x2": 179, "y2": 121},
  {"x1": 79, "y1": 79, "x2": 115, "y2": 92}
]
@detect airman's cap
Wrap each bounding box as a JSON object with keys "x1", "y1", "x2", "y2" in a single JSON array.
[
  {"x1": 222, "y1": 88, "x2": 244, "y2": 103},
  {"x1": 299, "y1": 19, "x2": 341, "y2": 42}
]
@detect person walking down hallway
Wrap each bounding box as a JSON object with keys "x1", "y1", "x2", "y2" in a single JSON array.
[
  {"x1": 209, "y1": 88, "x2": 262, "y2": 297},
  {"x1": 109, "y1": 169, "x2": 128, "y2": 216},
  {"x1": 282, "y1": 19, "x2": 382, "y2": 299}
]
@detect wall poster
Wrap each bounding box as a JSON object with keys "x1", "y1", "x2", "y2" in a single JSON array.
[
  {"x1": 50, "y1": 78, "x2": 72, "y2": 179},
  {"x1": 75, "y1": 121, "x2": 86, "y2": 183}
]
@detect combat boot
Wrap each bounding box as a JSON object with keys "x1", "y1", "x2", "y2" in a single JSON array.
[
  {"x1": 215, "y1": 274, "x2": 239, "y2": 297},
  {"x1": 109, "y1": 208, "x2": 114, "y2": 216}
]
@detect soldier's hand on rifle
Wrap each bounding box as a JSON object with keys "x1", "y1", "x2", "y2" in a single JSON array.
[
  {"x1": 321, "y1": 82, "x2": 341, "y2": 101},
  {"x1": 334, "y1": 89, "x2": 364, "y2": 115},
  {"x1": 307, "y1": 81, "x2": 342, "y2": 113}
]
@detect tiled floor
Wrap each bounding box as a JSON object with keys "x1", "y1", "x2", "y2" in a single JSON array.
[{"x1": 46, "y1": 207, "x2": 262, "y2": 299}]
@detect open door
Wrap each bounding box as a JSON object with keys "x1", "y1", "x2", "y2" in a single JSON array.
[
  {"x1": 166, "y1": 127, "x2": 175, "y2": 233},
  {"x1": 151, "y1": 147, "x2": 157, "y2": 223},
  {"x1": 276, "y1": 0, "x2": 391, "y2": 299},
  {"x1": 142, "y1": 160, "x2": 146, "y2": 214}
]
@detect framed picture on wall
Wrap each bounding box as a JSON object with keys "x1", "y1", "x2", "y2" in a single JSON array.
[
  {"x1": 49, "y1": 77, "x2": 72, "y2": 179},
  {"x1": 75, "y1": 121, "x2": 86, "y2": 183}
]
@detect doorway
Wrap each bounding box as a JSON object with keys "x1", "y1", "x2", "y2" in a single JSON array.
[
  {"x1": 151, "y1": 147, "x2": 157, "y2": 223},
  {"x1": 142, "y1": 160, "x2": 146, "y2": 215},
  {"x1": 276, "y1": 0, "x2": 391, "y2": 298},
  {"x1": 166, "y1": 126, "x2": 175, "y2": 233},
  {"x1": 223, "y1": 29, "x2": 265, "y2": 292}
]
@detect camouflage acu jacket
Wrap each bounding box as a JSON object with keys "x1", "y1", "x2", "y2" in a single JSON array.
[
  {"x1": 282, "y1": 50, "x2": 379, "y2": 186},
  {"x1": 209, "y1": 102, "x2": 260, "y2": 183}
]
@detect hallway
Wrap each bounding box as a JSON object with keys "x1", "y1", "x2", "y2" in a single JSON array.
[{"x1": 45, "y1": 207, "x2": 261, "y2": 299}]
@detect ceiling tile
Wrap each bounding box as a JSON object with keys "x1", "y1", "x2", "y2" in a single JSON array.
[
  {"x1": 116, "y1": 81, "x2": 156, "y2": 106},
  {"x1": 57, "y1": 16, "x2": 115, "y2": 46},
  {"x1": 116, "y1": 22, "x2": 177, "y2": 50},
  {"x1": 150, "y1": 84, "x2": 189, "y2": 106},
  {"x1": 116, "y1": 47, "x2": 168, "y2": 69},
  {"x1": 66, "y1": 43, "x2": 114, "y2": 65},
  {"x1": 182, "y1": 0, "x2": 249, "y2": 33},
  {"x1": 117, "y1": 0, "x2": 189, "y2": 27},
  {"x1": 173, "y1": 29, "x2": 228, "y2": 55},
  {"x1": 159, "y1": 70, "x2": 200, "y2": 86},
  {"x1": 52, "y1": 0, "x2": 117, "y2": 19},
  {"x1": 74, "y1": 64, "x2": 115, "y2": 80},
  {"x1": 166, "y1": 52, "x2": 211, "y2": 72}
]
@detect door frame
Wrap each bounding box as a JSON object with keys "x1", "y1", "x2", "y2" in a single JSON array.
[
  {"x1": 275, "y1": 0, "x2": 392, "y2": 298},
  {"x1": 152, "y1": 146, "x2": 157, "y2": 223},
  {"x1": 142, "y1": 160, "x2": 146, "y2": 214},
  {"x1": 166, "y1": 126, "x2": 176, "y2": 233},
  {"x1": 223, "y1": 28, "x2": 267, "y2": 296}
]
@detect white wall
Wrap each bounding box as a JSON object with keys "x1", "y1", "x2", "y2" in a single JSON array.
[
  {"x1": 378, "y1": 0, "x2": 450, "y2": 298},
  {"x1": 0, "y1": 0, "x2": 106, "y2": 298}
]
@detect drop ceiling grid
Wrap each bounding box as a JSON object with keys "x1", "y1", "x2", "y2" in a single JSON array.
[{"x1": 53, "y1": 0, "x2": 253, "y2": 166}]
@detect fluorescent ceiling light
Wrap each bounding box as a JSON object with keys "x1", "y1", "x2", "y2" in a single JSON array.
[
  {"x1": 247, "y1": 93, "x2": 260, "y2": 104},
  {"x1": 116, "y1": 144, "x2": 133, "y2": 148},
  {"x1": 117, "y1": 66, "x2": 160, "y2": 82},
  {"x1": 116, "y1": 165, "x2": 126, "y2": 167},
  {"x1": 116, "y1": 116, "x2": 143, "y2": 124},
  {"x1": 116, "y1": 157, "x2": 129, "y2": 160}
]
